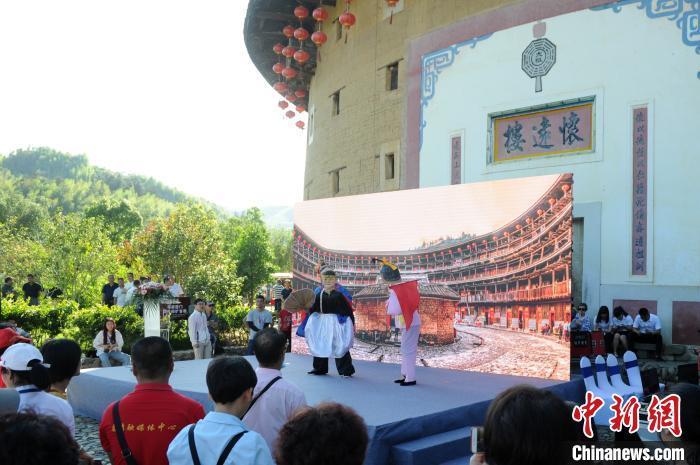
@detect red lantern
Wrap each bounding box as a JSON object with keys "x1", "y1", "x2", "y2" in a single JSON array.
[
  {"x1": 562, "y1": 184, "x2": 571, "y2": 193},
  {"x1": 311, "y1": 31, "x2": 328, "y2": 46},
  {"x1": 312, "y1": 7, "x2": 329, "y2": 22},
  {"x1": 548, "y1": 198, "x2": 556, "y2": 206},
  {"x1": 272, "y1": 62, "x2": 284, "y2": 74},
  {"x1": 296, "y1": 120, "x2": 305, "y2": 130},
  {"x1": 285, "y1": 110, "x2": 295, "y2": 119},
  {"x1": 282, "y1": 25, "x2": 295, "y2": 38},
  {"x1": 339, "y1": 11, "x2": 356, "y2": 28},
  {"x1": 294, "y1": 5, "x2": 309, "y2": 20},
  {"x1": 516, "y1": 224, "x2": 522, "y2": 230},
  {"x1": 294, "y1": 89, "x2": 307, "y2": 98},
  {"x1": 537, "y1": 209, "x2": 544, "y2": 216},
  {"x1": 282, "y1": 45, "x2": 296, "y2": 58},
  {"x1": 273, "y1": 82, "x2": 289, "y2": 93},
  {"x1": 282, "y1": 67, "x2": 298, "y2": 79},
  {"x1": 295, "y1": 105, "x2": 306, "y2": 113},
  {"x1": 526, "y1": 217, "x2": 532, "y2": 224},
  {"x1": 386, "y1": 0, "x2": 399, "y2": 24},
  {"x1": 278, "y1": 100, "x2": 289, "y2": 110},
  {"x1": 294, "y1": 27, "x2": 309, "y2": 42},
  {"x1": 285, "y1": 93, "x2": 297, "y2": 102},
  {"x1": 273, "y1": 43, "x2": 284, "y2": 55},
  {"x1": 294, "y1": 49, "x2": 310, "y2": 64}
]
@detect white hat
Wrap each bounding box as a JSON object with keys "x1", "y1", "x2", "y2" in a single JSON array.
[{"x1": 0, "y1": 343, "x2": 48, "y2": 371}]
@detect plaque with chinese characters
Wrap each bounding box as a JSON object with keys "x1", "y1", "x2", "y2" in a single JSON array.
[
  {"x1": 631, "y1": 107, "x2": 648, "y2": 276},
  {"x1": 492, "y1": 102, "x2": 593, "y2": 163}
]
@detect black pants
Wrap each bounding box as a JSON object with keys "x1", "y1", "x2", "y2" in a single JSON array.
[
  {"x1": 603, "y1": 332, "x2": 614, "y2": 354},
  {"x1": 633, "y1": 333, "x2": 663, "y2": 357},
  {"x1": 313, "y1": 351, "x2": 355, "y2": 376},
  {"x1": 274, "y1": 299, "x2": 282, "y2": 312}
]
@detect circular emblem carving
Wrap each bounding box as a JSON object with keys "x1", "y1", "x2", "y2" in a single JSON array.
[{"x1": 522, "y1": 38, "x2": 556, "y2": 92}]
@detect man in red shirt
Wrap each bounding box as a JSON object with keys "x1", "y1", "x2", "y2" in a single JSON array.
[{"x1": 99, "y1": 337, "x2": 205, "y2": 465}]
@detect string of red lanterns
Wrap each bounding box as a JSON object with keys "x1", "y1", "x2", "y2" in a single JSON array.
[{"x1": 271, "y1": 4, "x2": 336, "y2": 131}]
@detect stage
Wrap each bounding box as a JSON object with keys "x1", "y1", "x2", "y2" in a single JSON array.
[{"x1": 68, "y1": 354, "x2": 584, "y2": 465}]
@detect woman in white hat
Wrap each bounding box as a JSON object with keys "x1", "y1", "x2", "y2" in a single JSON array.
[{"x1": 0, "y1": 342, "x2": 75, "y2": 436}]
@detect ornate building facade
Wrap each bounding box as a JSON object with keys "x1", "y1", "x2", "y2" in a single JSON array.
[{"x1": 245, "y1": 0, "x2": 700, "y2": 346}]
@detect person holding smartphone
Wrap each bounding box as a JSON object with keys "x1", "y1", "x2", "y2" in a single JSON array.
[{"x1": 93, "y1": 318, "x2": 131, "y2": 367}]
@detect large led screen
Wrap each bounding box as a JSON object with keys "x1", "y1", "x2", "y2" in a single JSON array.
[{"x1": 291, "y1": 174, "x2": 573, "y2": 381}]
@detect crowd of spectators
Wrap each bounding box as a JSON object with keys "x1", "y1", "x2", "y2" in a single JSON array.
[{"x1": 571, "y1": 302, "x2": 665, "y2": 359}]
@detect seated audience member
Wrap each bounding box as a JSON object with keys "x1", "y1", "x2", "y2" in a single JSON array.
[
  {"x1": 594, "y1": 306, "x2": 614, "y2": 354},
  {"x1": 611, "y1": 306, "x2": 633, "y2": 356},
  {"x1": 99, "y1": 337, "x2": 205, "y2": 465},
  {"x1": 470, "y1": 385, "x2": 579, "y2": 465},
  {"x1": 168, "y1": 356, "x2": 274, "y2": 465},
  {"x1": 93, "y1": 318, "x2": 131, "y2": 368},
  {"x1": 0, "y1": 343, "x2": 75, "y2": 436},
  {"x1": 632, "y1": 307, "x2": 663, "y2": 359},
  {"x1": 0, "y1": 412, "x2": 80, "y2": 465},
  {"x1": 275, "y1": 403, "x2": 368, "y2": 465},
  {"x1": 41, "y1": 339, "x2": 82, "y2": 393},
  {"x1": 570, "y1": 303, "x2": 592, "y2": 332},
  {"x1": 243, "y1": 328, "x2": 306, "y2": 450},
  {"x1": 0, "y1": 327, "x2": 31, "y2": 388},
  {"x1": 660, "y1": 383, "x2": 700, "y2": 465}
]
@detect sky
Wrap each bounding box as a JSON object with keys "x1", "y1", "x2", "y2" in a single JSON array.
[
  {"x1": 0, "y1": 0, "x2": 306, "y2": 211},
  {"x1": 294, "y1": 174, "x2": 560, "y2": 252}
]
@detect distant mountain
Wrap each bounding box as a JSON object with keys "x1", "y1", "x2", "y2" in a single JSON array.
[
  {"x1": 233, "y1": 205, "x2": 293, "y2": 229},
  {"x1": 0, "y1": 147, "x2": 222, "y2": 223}
]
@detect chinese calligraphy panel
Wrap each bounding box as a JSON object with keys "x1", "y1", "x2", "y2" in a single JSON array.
[
  {"x1": 451, "y1": 135, "x2": 461, "y2": 185},
  {"x1": 492, "y1": 102, "x2": 593, "y2": 163},
  {"x1": 632, "y1": 106, "x2": 648, "y2": 276}
]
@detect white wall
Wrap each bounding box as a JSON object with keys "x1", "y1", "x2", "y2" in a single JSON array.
[{"x1": 419, "y1": 5, "x2": 700, "y2": 340}]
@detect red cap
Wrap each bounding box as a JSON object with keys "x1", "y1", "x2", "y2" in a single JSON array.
[{"x1": 0, "y1": 328, "x2": 31, "y2": 350}]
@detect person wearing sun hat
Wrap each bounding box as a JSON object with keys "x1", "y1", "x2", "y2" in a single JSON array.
[
  {"x1": 373, "y1": 258, "x2": 421, "y2": 386},
  {"x1": 0, "y1": 342, "x2": 75, "y2": 436}
]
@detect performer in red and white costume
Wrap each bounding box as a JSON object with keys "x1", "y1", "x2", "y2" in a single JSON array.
[{"x1": 374, "y1": 259, "x2": 420, "y2": 386}]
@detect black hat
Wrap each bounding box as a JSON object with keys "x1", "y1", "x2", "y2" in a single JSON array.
[{"x1": 320, "y1": 266, "x2": 336, "y2": 277}]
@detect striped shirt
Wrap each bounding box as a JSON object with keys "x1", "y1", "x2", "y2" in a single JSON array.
[{"x1": 272, "y1": 284, "x2": 285, "y2": 300}]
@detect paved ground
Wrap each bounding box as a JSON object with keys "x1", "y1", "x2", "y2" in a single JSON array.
[
  {"x1": 76, "y1": 415, "x2": 109, "y2": 463},
  {"x1": 293, "y1": 323, "x2": 570, "y2": 380}
]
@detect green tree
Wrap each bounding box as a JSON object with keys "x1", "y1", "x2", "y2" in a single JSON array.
[
  {"x1": 269, "y1": 227, "x2": 293, "y2": 272},
  {"x1": 185, "y1": 257, "x2": 243, "y2": 309},
  {"x1": 224, "y1": 208, "x2": 275, "y2": 304},
  {"x1": 132, "y1": 203, "x2": 223, "y2": 284},
  {"x1": 85, "y1": 198, "x2": 143, "y2": 243},
  {"x1": 0, "y1": 224, "x2": 48, "y2": 284},
  {"x1": 43, "y1": 213, "x2": 119, "y2": 306}
]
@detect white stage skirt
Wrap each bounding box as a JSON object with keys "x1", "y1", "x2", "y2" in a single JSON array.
[{"x1": 304, "y1": 313, "x2": 354, "y2": 358}]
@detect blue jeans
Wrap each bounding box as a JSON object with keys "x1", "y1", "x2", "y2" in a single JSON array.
[{"x1": 99, "y1": 351, "x2": 131, "y2": 368}]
